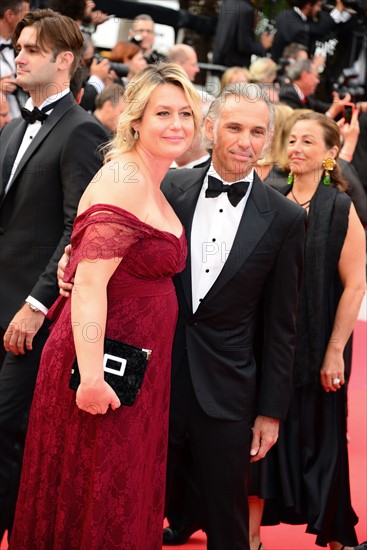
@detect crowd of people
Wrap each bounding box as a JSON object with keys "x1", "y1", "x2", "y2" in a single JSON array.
[{"x1": 0, "y1": 0, "x2": 366, "y2": 549}]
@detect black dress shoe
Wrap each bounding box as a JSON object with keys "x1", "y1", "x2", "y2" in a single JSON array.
[{"x1": 163, "y1": 524, "x2": 201, "y2": 545}]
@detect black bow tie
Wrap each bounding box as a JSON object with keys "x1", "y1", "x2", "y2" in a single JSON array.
[
  {"x1": 20, "y1": 97, "x2": 64, "y2": 125},
  {"x1": 0, "y1": 43, "x2": 12, "y2": 52},
  {"x1": 20, "y1": 106, "x2": 48, "y2": 124},
  {"x1": 205, "y1": 175, "x2": 250, "y2": 207}
]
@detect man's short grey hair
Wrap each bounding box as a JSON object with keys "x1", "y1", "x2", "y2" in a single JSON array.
[
  {"x1": 286, "y1": 58, "x2": 313, "y2": 82},
  {"x1": 203, "y1": 83, "x2": 275, "y2": 150},
  {"x1": 132, "y1": 13, "x2": 154, "y2": 24}
]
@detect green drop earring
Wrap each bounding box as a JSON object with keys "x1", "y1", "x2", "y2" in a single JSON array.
[
  {"x1": 322, "y1": 158, "x2": 336, "y2": 185},
  {"x1": 287, "y1": 171, "x2": 294, "y2": 185}
]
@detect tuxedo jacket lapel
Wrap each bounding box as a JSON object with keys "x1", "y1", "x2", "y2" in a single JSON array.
[
  {"x1": 164, "y1": 166, "x2": 207, "y2": 311},
  {"x1": 0, "y1": 119, "x2": 27, "y2": 198},
  {"x1": 202, "y1": 174, "x2": 276, "y2": 307},
  {"x1": 5, "y1": 94, "x2": 75, "y2": 191}
]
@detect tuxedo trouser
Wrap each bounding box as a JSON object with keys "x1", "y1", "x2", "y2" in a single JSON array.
[
  {"x1": 0, "y1": 324, "x2": 49, "y2": 538},
  {"x1": 167, "y1": 357, "x2": 253, "y2": 550}
]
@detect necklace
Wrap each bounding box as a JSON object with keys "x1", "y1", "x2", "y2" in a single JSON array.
[{"x1": 291, "y1": 189, "x2": 312, "y2": 209}]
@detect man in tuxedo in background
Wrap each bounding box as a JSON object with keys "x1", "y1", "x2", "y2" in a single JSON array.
[
  {"x1": 161, "y1": 83, "x2": 306, "y2": 549},
  {"x1": 0, "y1": 9, "x2": 108, "y2": 538},
  {"x1": 0, "y1": 0, "x2": 30, "y2": 119},
  {"x1": 279, "y1": 58, "x2": 352, "y2": 118},
  {"x1": 271, "y1": 0, "x2": 350, "y2": 63}
]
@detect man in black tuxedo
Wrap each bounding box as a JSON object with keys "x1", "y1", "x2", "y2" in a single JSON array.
[
  {"x1": 0, "y1": 8, "x2": 108, "y2": 537},
  {"x1": 161, "y1": 83, "x2": 306, "y2": 549},
  {"x1": 212, "y1": 0, "x2": 273, "y2": 68}
]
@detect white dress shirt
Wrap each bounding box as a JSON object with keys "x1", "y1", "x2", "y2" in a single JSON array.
[{"x1": 190, "y1": 165, "x2": 254, "y2": 312}]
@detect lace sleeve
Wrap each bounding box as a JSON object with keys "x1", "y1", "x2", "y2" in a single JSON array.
[{"x1": 64, "y1": 206, "x2": 151, "y2": 281}]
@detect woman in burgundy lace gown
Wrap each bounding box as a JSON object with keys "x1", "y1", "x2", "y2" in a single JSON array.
[{"x1": 10, "y1": 64, "x2": 201, "y2": 550}]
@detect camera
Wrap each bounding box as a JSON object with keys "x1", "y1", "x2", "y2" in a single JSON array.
[
  {"x1": 332, "y1": 66, "x2": 365, "y2": 101},
  {"x1": 93, "y1": 54, "x2": 129, "y2": 79}
]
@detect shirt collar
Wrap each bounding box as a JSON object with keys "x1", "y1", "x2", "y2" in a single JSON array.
[
  {"x1": 25, "y1": 87, "x2": 70, "y2": 111},
  {"x1": 293, "y1": 83, "x2": 305, "y2": 101},
  {"x1": 293, "y1": 7, "x2": 307, "y2": 21}
]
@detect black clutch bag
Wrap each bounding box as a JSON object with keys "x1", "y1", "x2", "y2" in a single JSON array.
[{"x1": 69, "y1": 337, "x2": 152, "y2": 406}]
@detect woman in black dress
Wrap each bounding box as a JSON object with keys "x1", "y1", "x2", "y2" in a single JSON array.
[{"x1": 249, "y1": 112, "x2": 366, "y2": 550}]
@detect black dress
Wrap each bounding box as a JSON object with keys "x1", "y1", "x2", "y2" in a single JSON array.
[{"x1": 250, "y1": 182, "x2": 359, "y2": 547}]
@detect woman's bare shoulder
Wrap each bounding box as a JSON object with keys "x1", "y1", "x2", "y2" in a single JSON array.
[{"x1": 78, "y1": 153, "x2": 148, "y2": 215}]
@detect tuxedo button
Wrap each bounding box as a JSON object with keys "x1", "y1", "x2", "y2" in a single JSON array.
[{"x1": 205, "y1": 269, "x2": 209, "y2": 273}]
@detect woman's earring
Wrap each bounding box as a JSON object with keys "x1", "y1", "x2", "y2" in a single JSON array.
[
  {"x1": 322, "y1": 157, "x2": 336, "y2": 185},
  {"x1": 133, "y1": 130, "x2": 139, "y2": 140},
  {"x1": 287, "y1": 171, "x2": 294, "y2": 185}
]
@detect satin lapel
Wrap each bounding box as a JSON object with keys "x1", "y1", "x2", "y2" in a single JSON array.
[
  {"x1": 201, "y1": 174, "x2": 276, "y2": 306},
  {"x1": 0, "y1": 119, "x2": 27, "y2": 201},
  {"x1": 165, "y1": 166, "x2": 207, "y2": 310},
  {"x1": 6, "y1": 94, "x2": 75, "y2": 190}
]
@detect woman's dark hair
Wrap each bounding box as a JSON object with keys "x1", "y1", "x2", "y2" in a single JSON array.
[{"x1": 292, "y1": 111, "x2": 347, "y2": 191}]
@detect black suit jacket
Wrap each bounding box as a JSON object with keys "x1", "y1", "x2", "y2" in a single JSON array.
[
  {"x1": 212, "y1": 0, "x2": 266, "y2": 68},
  {"x1": 271, "y1": 8, "x2": 336, "y2": 62},
  {"x1": 279, "y1": 83, "x2": 329, "y2": 113},
  {"x1": 0, "y1": 93, "x2": 109, "y2": 328},
  {"x1": 162, "y1": 167, "x2": 306, "y2": 422}
]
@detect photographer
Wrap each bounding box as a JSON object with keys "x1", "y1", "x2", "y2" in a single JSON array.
[
  {"x1": 128, "y1": 13, "x2": 166, "y2": 64},
  {"x1": 80, "y1": 32, "x2": 118, "y2": 112},
  {"x1": 271, "y1": 0, "x2": 351, "y2": 63}
]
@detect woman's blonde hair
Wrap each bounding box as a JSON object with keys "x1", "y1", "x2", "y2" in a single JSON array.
[
  {"x1": 220, "y1": 66, "x2": 250, "y2": 92},
  {"x1": 249, "y1": 57, "x2": 278, "y2": 83},
  {"x1": 257, "y1": 103, "x2": 294, "y2": 166},
  {"x1": 105, "y1": 63, "x2": 202, "y2": 162}
]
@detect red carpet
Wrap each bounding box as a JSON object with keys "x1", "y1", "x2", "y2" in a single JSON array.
[
  {"x1": 1, "y1": 321, "x2": 366, "y2": 550},
  {"x1": 162, "y1": 320, "x2": 367, "y2": 550}
]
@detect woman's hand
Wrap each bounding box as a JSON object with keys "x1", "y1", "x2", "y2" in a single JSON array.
[
  {"x1": 338, "y1": 109, "x2": 360, "y2": 161},
  {"x1": 320, "y1": 348, "x2": 345, "y2": 392},
  {"x1": 76, "y1": 379, "x2": 121, "y2": 415}
]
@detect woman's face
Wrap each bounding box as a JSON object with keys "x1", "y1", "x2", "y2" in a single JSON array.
[
  {"x1": 127, "y1": 51, "x2": 147, "y2": 78},
  {"x1": 287, "y1": 119, "x2": 337, "y2": 179},
  {"x1": 134, "y1": 83, "x2": 195, "y2": 161}
]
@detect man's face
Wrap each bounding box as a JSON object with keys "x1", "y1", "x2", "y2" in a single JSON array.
[
  {"x1": 15, "y1": 26, "x2": 62, "y2": 98},
  {"x1": 300, "y1": 64, "x2": 320, "y2": 97},
  {"x1": 0, "y1": 95, "x2": 11, "y2": 128},
  {"x1": 205, "y1": 95, "x2": 270, "y2": 182},
  {"x1": 131, "y1": 19, "x2": 155, "y2": 53},
  {"x1": 181, "y1": 50, "x2": 200, "y2": 82}
]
